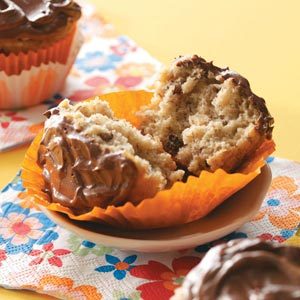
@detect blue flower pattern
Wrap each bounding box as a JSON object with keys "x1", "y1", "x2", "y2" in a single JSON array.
[
  {"x1": 95, "y1": 254, "x2": 137, "y2": 280},
  {"x1": 267, "y1": 198, "x2": 280, "y2": 206},
  {"x1": 266, "y1": 156, "x2": 275, "y2": 163},
  {"x1": 76, "y1": 51, "x2": 122, "y2": 72},
  {"x1": 82, "y1": 240, "x2": 96, "y2": 248},
  {"x1": 1, "y1": 172, "x2": 24, "y2": 193},
  {"x1": 280, "y1": 229, "x2": 296, "y2": 239}
]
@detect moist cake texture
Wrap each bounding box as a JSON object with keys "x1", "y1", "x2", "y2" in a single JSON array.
[{"x1": 140, "y1": 55, "x2": 274, "y2": 175}]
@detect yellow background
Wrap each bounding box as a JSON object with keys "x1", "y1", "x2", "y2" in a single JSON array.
[{"x1": 0, "y1": 0, "x2": 299, "y2": 298}]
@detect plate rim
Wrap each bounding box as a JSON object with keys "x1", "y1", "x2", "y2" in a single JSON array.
[{"x1": 40, "y1": 165, "x2": 272, "y2": 252}]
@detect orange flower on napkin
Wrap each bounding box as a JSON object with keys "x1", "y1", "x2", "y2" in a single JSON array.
[{"x1": 22, "y1": 275, "x2": 102, "y2": 300}]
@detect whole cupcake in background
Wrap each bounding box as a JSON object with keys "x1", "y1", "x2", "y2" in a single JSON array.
[
  {"x1": 172, "y1": 239, "x2": 300, "y2": 300},
  {"x1": 0, "y1": 0, "x2": 82, "y2": 109}
]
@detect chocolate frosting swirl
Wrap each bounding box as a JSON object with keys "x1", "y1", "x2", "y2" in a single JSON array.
[
  {"x1": 180, "y1": 239, "x2": 300, "y2": 300},
  {"x1": 0, "y1": 0, "x2": 81, "y2": 39},
  {"x1": 38, "y1": 110, "x2": 138, "y2": 214}
]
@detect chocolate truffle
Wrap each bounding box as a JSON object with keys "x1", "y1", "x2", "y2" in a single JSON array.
[
  {"x1": 172, "y1": 239, "x2": 300, "y2": 300},
  {"x1": 0, "y1": 0, "x2": 81, "y2": 54},
  {"x1": 38, "y1": 98, "x2": 183, "y2": 214},
  {"x1": 139, "y1": 55, "x2": 274, "y2": 175}
]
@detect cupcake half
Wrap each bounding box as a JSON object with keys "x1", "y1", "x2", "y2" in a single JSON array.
[
  {"x1": 38, "y1": 99, "x2": 183, "y2": 214},
  {"x1": 140, "y1": 55, "x2": 274, "y2": 175},
  {"x1": 22, "y1": 91, "x2": 274, "y2": 229}
]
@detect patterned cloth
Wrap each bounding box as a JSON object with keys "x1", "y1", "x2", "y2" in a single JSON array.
[
  {"x1": 0, "y1": 2, "x2": 300, "y2": 300},
  {"x1": 0, "y1": 157, "x2": 299, "y2": 299},
  {"x1": 0, "y1": 2, "x2": 160, "y2": 152}
]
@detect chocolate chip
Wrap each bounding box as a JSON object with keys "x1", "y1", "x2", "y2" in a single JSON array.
[
  {"x1": 44, "y1": 108, "x2": 60, "y2": 119},
  {"x1": 173, "y1": 85, "x2": 182, "y2": 95},
  {"x1": 52, "y1": 108, "x2": 60, "y2": 115},
  {"x1": 222, "y1": 120, "x2": 228, "y2": 126},
  {"x1": 43, "y1": 110, "x2": 52, "y2": 119},
  {"x1": 100, "y1": 132, "x2": 113, "y2": 141},
  {"x1": 164, "y1": 134, "x2": 183, "y2": 155}
]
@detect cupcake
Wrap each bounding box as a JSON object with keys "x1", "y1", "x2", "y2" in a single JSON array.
[
  {"x1": 37, "y1": 98, "x2": 183, "y2": 214},
  {"x1": 0, "y1": 0, "x2": 82, "y2": 109},
  {"x1": 22, "y1": 53, "x2": 276, "y2": 229},
  {"x1": 139, "y1": 55, "x2": 274, "y2": 175},
  {"x1": 172, "y1": 239, "x2": 300, "y2": 300},
  {"x1": 22, "y1": 91, "x2": 274, "y2": 229}
]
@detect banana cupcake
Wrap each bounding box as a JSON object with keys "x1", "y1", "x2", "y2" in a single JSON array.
[
  {"x1": 0, "y1": 0, "x2": 82, "y2": 109},
  {"x1": 140, "y1": 55, "x2": 274, "y2": 175},
  {"x1": 37, "y1": 98, "x2": 183, "y2": 214},
  {"x1": 172, "y1": 239, "x2": 300, "y2": 300},
  {"x1": 22, "y1": 57, "x2": 275, "y2": 228}
]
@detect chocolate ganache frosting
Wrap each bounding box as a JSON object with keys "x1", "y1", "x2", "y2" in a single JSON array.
[
  {"x1": 177, "y1": 239, "x2": 300, "y2": 300},
  {"x1": 38, "y1": 108, "x2": 138, "y2": 214},
  {"x1": 0, "y1": 0, "x2": 81, "y2": 53},
  {"x1": 0, "y1": 0, "x2": 81, "y2": 38}
]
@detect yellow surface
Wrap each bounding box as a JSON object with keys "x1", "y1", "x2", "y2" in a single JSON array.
[
  {"x1": 286, "y1": 233, "x2": 300, "y2": 247},
  {"x1": 0, "y1": 0, "x2": 299, "y2": 298}
]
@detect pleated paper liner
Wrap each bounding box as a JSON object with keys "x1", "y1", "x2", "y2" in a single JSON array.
[
  {"x1": 21, "y1": 91, "x2": 275, "y2": 229},
  {"x1": 0, "y1": 26, "x2": 77, "y2": 76},
  {"x1": 0, "y1": 26, "x2": 82, "y2": 109}
]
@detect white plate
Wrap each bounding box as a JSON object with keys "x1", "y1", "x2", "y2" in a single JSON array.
[{"x1": 40, "y1": 165, "x2": 271, "y2": 253}]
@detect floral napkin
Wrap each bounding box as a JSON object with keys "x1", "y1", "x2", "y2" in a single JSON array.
[
  {"x1": 0, "y1": 157, "x2": 299, "y2": 299},
  {"x1": 0, "y1": 1, "x2": 160, "y2": 152},
  {"x1": 0, "y1": 2, "x2": 299, "y2": 300}
]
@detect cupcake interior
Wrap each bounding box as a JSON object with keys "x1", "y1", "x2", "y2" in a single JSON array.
[
  {"x1": 140, "y1": 55, "x2": 273, "y2": 174},
  {"x1": 40, "y1": 99, "x2": 183, "y2": 210}
]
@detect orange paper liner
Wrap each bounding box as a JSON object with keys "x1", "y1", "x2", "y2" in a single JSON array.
[
  {"x1": 21, "y1": 91, "x2": 275, "y2": 229},
  {"x1": 0, "y1": 29, "x2": 82, "y2": 109},
  {"x1": 0, "y1": 26, "x2": 77, "y2": 76}
]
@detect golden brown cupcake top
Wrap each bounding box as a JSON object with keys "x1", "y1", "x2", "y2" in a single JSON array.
[{"x1": 0, "y1": 0, "x2": 81, "y2": 54}]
